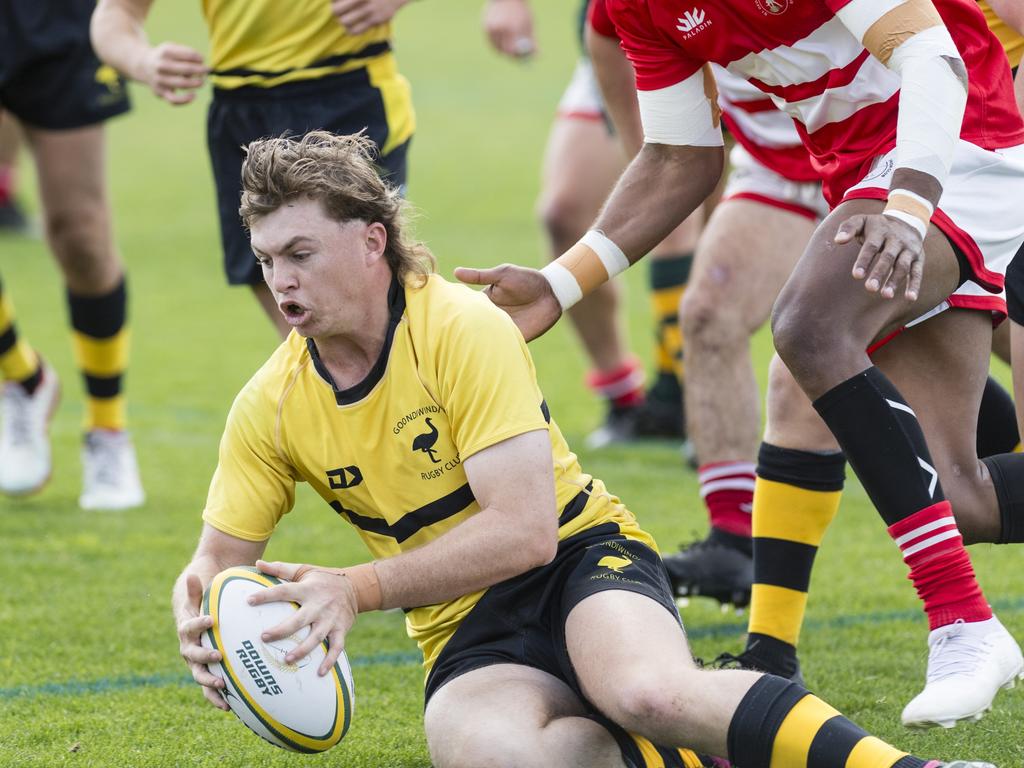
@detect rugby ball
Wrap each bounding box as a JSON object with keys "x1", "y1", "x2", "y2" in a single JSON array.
[{"x1": 201, "y1": 566, "x2": 354, "y2": 752}]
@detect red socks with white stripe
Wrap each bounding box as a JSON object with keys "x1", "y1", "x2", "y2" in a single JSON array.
[
  {"x1": 888, "y1": 501, "x2": 992, "y2": 630},
  {"x1": 586, "y1": 357, "x2": 645, "y2": 409},
  {"x1": 700, "y1": 461, "x2": 756, "y2": 537}
]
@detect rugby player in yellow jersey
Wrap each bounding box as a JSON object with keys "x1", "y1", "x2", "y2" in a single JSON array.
[
  {"x1": 91, "y1": 0, "x2": 415, "y2": 338},
  {"x1": 170, "y1": 131, "x2": 989, "y2": 768}
]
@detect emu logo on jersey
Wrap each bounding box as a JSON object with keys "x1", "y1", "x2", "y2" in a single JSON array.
[
  {"x1": 411, "y1": 417, "x2": 441, "y2": 464},
  {"x1": 676, "y1": 8, "x2": 711, "y2": 37},
  {"x1": 327, "y1": 465, "x2": 362, "y2": 490},
  {"x1": 755, "y1": 0, "x2": 791, "y2": 15},
  {"x1": 598, "y1": 555, "x2": 634, "y2": 573}
]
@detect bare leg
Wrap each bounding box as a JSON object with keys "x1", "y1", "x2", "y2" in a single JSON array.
[{"x1": 425, "y1": 664, "x2": 626, "y2": 768}]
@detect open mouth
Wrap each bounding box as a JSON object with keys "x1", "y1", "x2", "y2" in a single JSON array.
[{"x1": 279, "y1": 301, "x2": 310, "y2": 325}]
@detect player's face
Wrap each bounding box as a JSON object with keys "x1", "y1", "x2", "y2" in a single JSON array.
[{"x1": 250, "y1": 198, "x2": 388, "y2": 338}]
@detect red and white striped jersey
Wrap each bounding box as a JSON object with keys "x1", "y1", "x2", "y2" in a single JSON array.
[
  {"x1": 712, "y1": 65, "x2": 819, "y2": 182},
  {"x1": 601, "y1": 0, "x2": 1024, "y2": 204},
  {"x1": 589, "y1": 0, "x2": 818, "y2": 181}
]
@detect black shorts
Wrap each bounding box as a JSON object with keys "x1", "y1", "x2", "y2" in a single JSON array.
[
  {"x1": 425, "y1": 523, "x2": 680, "y2": 706},
  {"x1": 0, "y1": 0, "x2": 130, "y2": 130},
  {"x1": 1006, "y1": 240, "x2": 1024, "y2": 325},
  {"x1": 207, "y1": 69, "x2": 411, "y2": 286}
]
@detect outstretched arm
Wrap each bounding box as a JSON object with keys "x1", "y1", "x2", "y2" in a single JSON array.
[{"x1": 92, "y1": 0, "x2": 207, "y2": 105}]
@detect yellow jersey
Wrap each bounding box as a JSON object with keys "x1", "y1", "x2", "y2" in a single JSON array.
[
  {"x1": 203, "y1": 275, "x2": 655, "y2": 672},
  {"x1": 980, "y1": 0, "x2": 1024, "y2": 66}
]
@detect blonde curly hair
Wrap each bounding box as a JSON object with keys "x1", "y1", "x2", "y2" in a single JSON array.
[{"x1": 239, "y1": 131, "x2": 435, "y2": 286}]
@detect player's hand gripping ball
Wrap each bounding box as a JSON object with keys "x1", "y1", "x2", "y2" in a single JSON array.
[{"x1": 201, "y1": 566, "x2": 355, "y2": 752}]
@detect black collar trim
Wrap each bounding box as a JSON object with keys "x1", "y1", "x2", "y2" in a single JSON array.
[{"x1": 307, "y1": 276, "x2": 406, "y2": 406}]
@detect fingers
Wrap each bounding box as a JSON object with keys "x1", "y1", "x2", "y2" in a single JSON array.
[
  {"x1": 260, "y1": 608, "x2": 307, "y2": 643},
  {"x1": 285, "y1": 624, "x2": 327, "y2": 665},
  {"x1": 160, "y1": 42, "x2": 205, "y2": 64},
  {"x1": 864, "y1": 239, "x2": 902, "y2": 295},
  {"x1": 185, "y1": 574, "x2": 205, "y2": 616},
  {"x1": 256, "y1": 559, "x2": 302, "y2": 581},
  {"x1": 247, "y1": 581, "x2": 295, "y2": 607},
  {"x1": 454, "y1": 265, "x2": 502, "y2": 286},
  {"x1": 852, "y1": 233, "x2": 884, "y2": 282},
  {"x1": 319, "y1": 632, "x2": 346, "y2": 677},
  {"x1": 834, "y1": 214, "x2": 865, "y2": 246},
  {"x1": 201, "y1": 682, "x2": 231, "y2": 711},
  {"x1": 882, "y1": 248, "x2": 915, "y2": 300},
  {"x1": 906, "y1": 257, "x2": 924, "y2": 301}
]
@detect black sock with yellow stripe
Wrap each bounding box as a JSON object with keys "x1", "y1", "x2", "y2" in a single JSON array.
[
  {"x1": 650, "y1": 254, "x2": 692, "y2": 390},
  {"x1": 67, "y1": 279, "x2": 128, "y2": 431},
  {"x1": 595, "y1": 713, "x2": 720, "y2": 768},
  {"x1": 0, "y1": 276, "x2": 42, "y2": 393},
  {"x1": 746, "y1": 444, "x2": 845, "y2": 676},
  {"x1": 728, "y1": 676, "x2": 928, "y2": 768}
]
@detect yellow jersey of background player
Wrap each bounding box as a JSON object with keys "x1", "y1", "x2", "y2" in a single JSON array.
[{"x1": 203, "y1": 274, "x2": 656, "y2": 672}]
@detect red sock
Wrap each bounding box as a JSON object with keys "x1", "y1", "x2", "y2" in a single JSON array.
[
  {"x1": 699, "y1": 461, "x2": 755, "y2": 537},
  {"x1": 0, "y1": 166, "x2": 14, "y2": 207},
  {"x1": 888, "y1": 501, "x2": 992, "y2": 630},
  {"x1": 586, "y1": 358, "x2": 645, "y2": 409}
]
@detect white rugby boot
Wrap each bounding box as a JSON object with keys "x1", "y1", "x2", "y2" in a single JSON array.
[
  {"x1": 927, "y1": 762, "x2": 996, "y2": 768},
  {"x1": 79, "y1": 429, "x2": 145, "y2": 511},
  {"x1": 0, "y1": 363, "x2": 60, "y2": 496},
  {"x1": 902, "y1": 616, "x2": 1023, "y2": 728}
]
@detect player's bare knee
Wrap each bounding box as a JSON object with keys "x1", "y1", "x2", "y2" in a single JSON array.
[
  {"x1": 45, "y1": 209, "x2": 118, "y2": 287},
  {"x1": 610, "y1": 677, "x2": 698, "y2": 741},
  {"x1": 679, "y1": 289, "x2": 744, "y2": 351},
  {"x1": 537, "y1": 195, "x2": 591, "y2": 255},
  {"x1": 942, "y1": 461, "x2": 1000, "y2": 544}
]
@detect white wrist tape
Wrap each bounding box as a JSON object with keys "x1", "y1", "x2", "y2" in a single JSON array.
[
  {"x1": 580, "y1": 230, "x2": 630, "y2": 279},
  {"x1": 887, "y1": 188, "x2": 935, "y2": 218},
  {"x1": 883, "y1": 209, "x2": 928, "y2": 240},
  {"x1": 540, "y1": 262, "x2": 584, "y2": 311},
  {"x1": 540, "y1": 230, "x2": 631, "y2": 311}
]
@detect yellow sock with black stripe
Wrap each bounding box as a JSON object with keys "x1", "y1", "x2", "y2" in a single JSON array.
[
  {"x1": 0, "y1": 276, "x2": 42, "y2": 392},
  {"x1": 728, "y1": 676, "x2": 931, "y2": 768},
  {"x1": 597, "y1": 715, "x2": 719, "y2": 768},
  {"x1": 68, "y1": 279, "x2": 128, "y2": 431},
  {"x1": 649, "y1": 254, "x2": 692, "y2": 392},
  {"x1": 745, "y1": 443, "x2": 845, "y2": 676}
]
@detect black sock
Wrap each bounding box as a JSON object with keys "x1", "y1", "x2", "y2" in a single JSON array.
[
  {"x1": 812, "y1": 366, "x2": 943, "y2": 526},
  {"x1": 977, "y1": 376, "x2": 1020, "y2": 457},
  {"x1": 983, "y1": 453, "x2": 1024, "y2": 543}
]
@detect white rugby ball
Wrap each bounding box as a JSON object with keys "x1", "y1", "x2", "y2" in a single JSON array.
[{"x1": 201, "y1": 566, "x2": 354, "y2": 752}]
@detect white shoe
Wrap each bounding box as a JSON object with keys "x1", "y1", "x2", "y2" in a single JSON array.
[
  {"x1": 902, "y1": 616, "x2": 1023, "y2": 728},
  {"x1": 0, "y1": 364, "x2": 60, "y2": 496},
  {"x1": 79, "y1": 429, "x2": 145, "y2": 511}
]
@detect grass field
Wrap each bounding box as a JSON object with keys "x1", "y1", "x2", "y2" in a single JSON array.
[{"x1": 1, "y1": 3, "x2": 1023, "y2": 767}]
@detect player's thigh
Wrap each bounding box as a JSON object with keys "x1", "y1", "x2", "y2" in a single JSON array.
[
  {"x1": 425, "y1": 663, "x2": 618, "y2": 768},
  {"x1": 24, "y1": 123, "x2": 110, "y2": 229},
  {"x1": 539, "y1": 117, "x2": 623, "y2": 227},
  {"x1": 872, "y1": 308, "x2": 998, "y2": 539},
  {"x1": 774, "y1": 199, "x2": 962, "y2": 360},
  {"x1": 684, "y1": 199, "x2": 816, "y2": 334}
]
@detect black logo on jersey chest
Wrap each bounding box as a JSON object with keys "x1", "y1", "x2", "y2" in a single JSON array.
[
  {"x1": 411, "y1": 418, "x2": 441, "y2": 464},
  {"x1": 327, "y1": 465, "x2": 363, "y2": 489}
]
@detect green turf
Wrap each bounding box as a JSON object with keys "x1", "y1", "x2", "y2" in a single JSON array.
[{"x1": 1, "y1": 2, "x2": 1023, "y2": 766}]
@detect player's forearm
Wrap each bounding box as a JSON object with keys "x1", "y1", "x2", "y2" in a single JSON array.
[
  {"x1": 986, "y1": 0, "x2": 1024, "y2": 34},
  {"x1": 91, "y1": 0, "x2": 155, "y2": 83},
  {"x1": 372, "y1": 503, "x2": 558, "y2": 610},
  {"x1": 594, "y1": 142, "x2": 722, "y2": 263}
]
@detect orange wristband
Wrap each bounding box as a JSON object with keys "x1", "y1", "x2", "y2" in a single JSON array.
[{"x1": 291, "y1": 562, "x2": 383, "y2": 613}]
